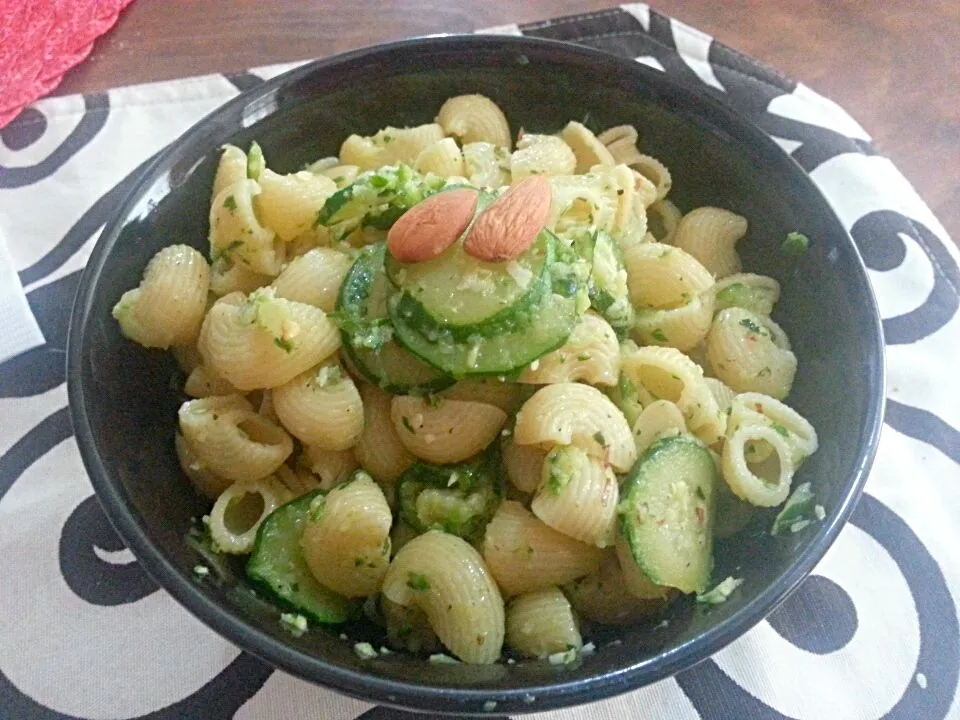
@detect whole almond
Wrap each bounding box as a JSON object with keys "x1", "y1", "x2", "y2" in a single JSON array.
[
  {"x1": 463, "y1": 175, "x2": 551, "y2": 263},
  {"x1": 387, "y1": 188, "x2": 479, "y2": 263}
]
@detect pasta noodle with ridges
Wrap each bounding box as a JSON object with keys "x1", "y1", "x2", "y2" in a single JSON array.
[
  {"x1": 256, "y1": 169, "x2": 338, "y2": 241},
  {"x1": 272, "y1": 362, "x2": 364, "y2": 450},
  {"x1": 619, "y1": 343, "x2": 725, "y2": 445},
  {"x1": 437, "y1": 94, "x2": 512, "y2": 149},
  {"x1": 391, "y1": 395, "x2": 507, "y2": 465},
  {"x1": 646, "y1": 198, "x2": 683, "y2": 244},
  {"x1": 212, "y1": 144, "x2": 248, "y2": 200},
  {"x1": 302, "y1": 446, "x2": 359, "y2": 491},
  {"x1": 561, "y1": 121, "x2": 616, "y2": 173},
  {"x1": 505, "y1": 587, "x2": 582, "y2": 658},
  {"x1": 518, "y1": 311, "x2": 620, "y2": 386},
  {"x1": 597, "y1": 125, "x2": 642, "y2": 167},
  {"x1": 197, "y1": 289, "x2": 341, "y2": 391},
  {"x1": 631, "y1": 154, "x2": 672, "y2": 203},
  {"x1": 631, "y1": 399, "x2": 687, "y2": 456},
  {"x1": 209, "y1": 180, "x2": 284, "y2": 276},
  {"x1": 178, "y1": 394, "x2": 293, "y2": 483},
  {"x1": 174, "y1": 431, "x2": 232, "y2": 500},
  {"x1": 501, "y1": 435, "x2": 548, "y2": 495},
  {"x1": 721, "y1": 422, "x2": 797, "y2": 506},
  {"x1": 382, "y1": 530, "x2": 505, "y2": 664},
  {"x1": 532, "y1": 444, "x2": 619, "y2": 548},
  {"x1": 208, "y1": 475, "x2": 291, "y2": 554},
  {"x1": 707, "y1": 307, "x2": 797, "y2": 399},
  {"x1": 413, "y1": 137, "x2": 466, "y2": 178},
  {"x1": 728, "y1": 392, "x2": 819, "y2": 467},
  {"x1": 632, "y1": 289, "x2": 716, "y2": 352},
  {"x1": 354, "y1": 384, "x2": 416, "y2": 487},
  {"x1": 673, "y1": 206, "x2": 748, "y2": 279},
  {"x1": 714, "y1": 272, "x2": 781, "y2": 316},
  {"x1": 300, "y1": 473, "x2": 392, "y2": 597},
  {"x1": 510, "y1": 133, "x2": 577, "y2": 179},
  {"x1": 112, "y1": 244, "x2": 210, "y2": 349},
  {"x1": 271, "y1": 247, "x2": 354, "y2": 312},
  {"x1": 483, "y1": 501, "x2": 604, "y2": 597},
  {"x1": 513, "y1": 382, "x2": 636, "y2": 472},
  {"x1": 624, "y1": 242, "x2": 715, "y2": 310}
]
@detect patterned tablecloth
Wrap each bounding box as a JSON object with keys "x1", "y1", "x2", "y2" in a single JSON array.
[{"x1": 1, "y1": 4, "x2": 958, "y2": 719}]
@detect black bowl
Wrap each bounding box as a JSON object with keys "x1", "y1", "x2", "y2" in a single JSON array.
[{"x1": 67, "y1": 35, "x2": 885, "y2": 715}]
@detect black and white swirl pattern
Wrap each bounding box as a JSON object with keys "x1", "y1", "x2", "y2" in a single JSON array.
[{"x1": 0, "y1": 4, "x2": 957, "y2": 719}]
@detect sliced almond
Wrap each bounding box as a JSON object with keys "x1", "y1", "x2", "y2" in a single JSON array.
[
  {"x1": 463, "y1": 175, "x2": 551, "y2": 263},
  {"x1": 386, "y1": 188, "x2": 479, "y2": 263}
]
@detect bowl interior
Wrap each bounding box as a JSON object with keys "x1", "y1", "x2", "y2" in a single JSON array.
[{"x1": 69, "y1": 36, "x2": 884, "y2": 715}]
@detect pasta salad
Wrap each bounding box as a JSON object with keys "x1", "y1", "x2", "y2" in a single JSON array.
[{"x1": 112, "y1": 94, "x2": 819, "y2": 665}]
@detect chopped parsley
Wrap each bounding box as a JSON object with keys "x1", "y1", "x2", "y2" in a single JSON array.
[
  {"x1": 651, "y1": 329, "x2": 668, "y2": 343},
  {"x1": 316, "y1": 364, "x2": 342, "y2": 388},
  {"x1": 353, "y1": 642, "x2": 379, "y2": 660},
  {"x1": 782, "y1": 231, "x2": 810, "y2": 256},
  {"x1": 273, "y1": 336, "x2": 294, "y2": 353},
  {"x1": 247, "y1": 141, "x2": 265, "y2": 180},
  {"x1": 429, "y1": 653, "x2": 460, "y2": 665},
  {"x1": 696, "y1": 576, "x2": 744, "y2": 605},
  {"x1": 401, "y1": 416, "x2": 415, "y2": 434},
  {"x1": 576, "y1": 352, "x2": 592, "y2": 361},
  {"x1": 280, "y1": 612, "x2": 308, "y2": 637},
  {"x1": 548, "y1": 647, "x2": 578, "y2": 665},
  {"x1": 738, "y1": 317, "x2": 764, "y2": 334},
  {"x1": 771, "y1": 482, "x2": 819, "y2": 536},
  {"x1": 771, "y1": 423, "x2": 790, "y2": 438},
  {"x1": 593, "y1": 430, "x2": 607, "y2": 447},
  {"x1": 223, "y1": 194, "x2": 237, "y2": 212},
  {"x1": 406, "y1": 572, "x2": 431, "y2": 592},
  {"x1": 307, "y1": 494, "x2": 326, "y2": 524}
]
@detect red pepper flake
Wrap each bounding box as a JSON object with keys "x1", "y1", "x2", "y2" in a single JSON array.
[{"x1": 695, "y1": 507, "x2": 705, "y2": 524}]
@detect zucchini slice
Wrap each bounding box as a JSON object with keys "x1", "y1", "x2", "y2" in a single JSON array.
[
  {"x1": 246, "y1": 489, "x2": 360, "y2": 624},
  {"x1": 335, "y1": 242, "x2": 452, "y2": 393},
  {"x1": 390, "y1": 289, "x2": 579, "y2": 378},
  {"x1": 387, "y1": 227, "x2": 554, "y2": 341},
  {"x1": 396, "y1": 451, "x2": 503, "y2": 542},
  {"x1": 616, "y1": 435, "x2": 718, "y2": 594}
]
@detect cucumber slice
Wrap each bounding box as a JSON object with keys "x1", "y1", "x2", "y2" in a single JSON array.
[
  {"x1": 396, "y1": 451, "x2": 503, "y2": 541},
  {"x1": 246, "y1": 490, "x2": 360, "y2": 624},
  {"x1": 388, "y1": 228, "x2": 554, "y2": 341},
  {"x1": 617, "y1": 435, "x2": 718, "y2": 594},
  {"x1": 336, "y1": 243, "x2": 452, "y2": 393},
  {"x1": 390, "y1": 289, "x2": 579, "y2": 378}
]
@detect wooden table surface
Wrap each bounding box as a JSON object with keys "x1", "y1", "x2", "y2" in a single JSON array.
[{"x1": 58, "y1": 0, "x2": 959, "y2": 247}]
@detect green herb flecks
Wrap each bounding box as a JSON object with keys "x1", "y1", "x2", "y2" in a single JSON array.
[
  {"x1": 782, "y1": 231, "x2": 810, "y2": 256},
  {"x1": 247, "y1": 141, "x2": 265, "y2": 180},
  {"x1": 406, "y1": 572, "x2": 431, "y2": 592}
]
